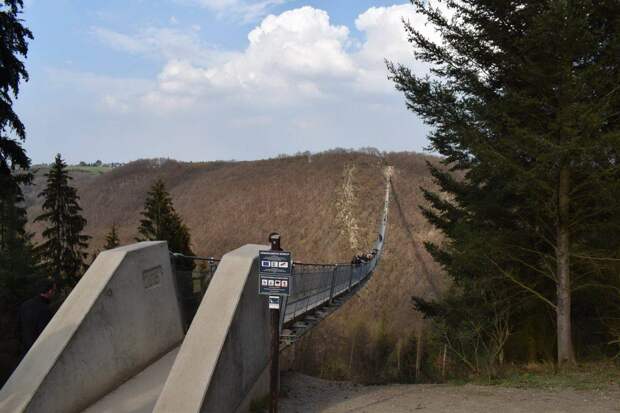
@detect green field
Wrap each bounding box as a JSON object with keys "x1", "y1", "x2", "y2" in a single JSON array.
[
  {"x1": 463, "y1": 362, "x2": 620, "y2": 391},
  {"x1": 65, "y1": 165, "x2": 113, "y2": 175}
]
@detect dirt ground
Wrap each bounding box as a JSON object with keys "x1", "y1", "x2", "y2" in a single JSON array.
[{"x1": 280, "y1": 372, "x2": 620, "y2": 413}]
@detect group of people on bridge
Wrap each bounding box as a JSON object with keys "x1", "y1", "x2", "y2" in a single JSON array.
[{"x1": 351, "y1": 248, "x2": 378, "y2": 265}]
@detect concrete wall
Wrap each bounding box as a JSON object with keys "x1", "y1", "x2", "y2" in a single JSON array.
[
  {"x1": 0, "y1": 242, "x2": 185, "y2": 413},
  {"x1": 153, "y1": 244, "x2": 271, "y2": 413}
]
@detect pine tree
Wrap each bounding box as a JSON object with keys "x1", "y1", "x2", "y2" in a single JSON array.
[
  {"x1": 0, "y1": 0, "x2": 37, "y2": 301},
  {"x1": 0, "y1": 182, "x2": 38, "y2": 303},
  {"x1": 389, "y1": 0, "x2": 620, "y2": 365},
  {"x1": 0, "y1": 179, "x2": 27, "y2": 254},
  {"x1": 137, "y1": 179, "x2": 194, "y2": 258},
  {"x1": 35, "y1": 154, "x2": 90, "y2": 287},
  {"x1": 103, "y1": 223, "x2": 120, "y2": 250},
  {"x1": 0, "y1": 0, "x2": 32, "y2": 182}
]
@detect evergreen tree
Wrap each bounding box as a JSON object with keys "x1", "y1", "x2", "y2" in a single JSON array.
[
  {"x1": 137, "y1": 179, "x2": 194, "y2": 257},
  {"x1": 0, "y1": 183, "x2": 38, "y2": 303},
  {"x1": 103, "y1": 223, "x2": 120, "y2": 250},
  {"x1": 0, "y1": 178, "x2": 28, "y2": 255},
  {"x1": 35, "y1": 154, "x2": 90, "y2": 287},
  {"x1": 0, "y1": 0, "x2": 36, "y2": 303},
  {"x1": 389, "y1": 0, "x2": 620, "y2": 365},
  {"x1": 0, "y1": 0, "x2": 32, "y2": 182}
]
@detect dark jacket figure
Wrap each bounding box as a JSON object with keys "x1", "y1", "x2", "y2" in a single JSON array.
[
  {"x1": 269, "y1": 232, "x2": 283, "y2": 251},
  {"x1": 19, "y1": 280, "x2": 55, "y2": 355}
]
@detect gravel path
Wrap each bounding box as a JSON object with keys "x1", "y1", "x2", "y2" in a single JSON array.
[{"x1": 280, "y1": 372, "x2": 620, "y2": 413}]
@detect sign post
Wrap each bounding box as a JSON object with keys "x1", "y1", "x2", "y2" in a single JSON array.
[{"x1": 258, "y1": 233, "x2": 291, "y2": 413}]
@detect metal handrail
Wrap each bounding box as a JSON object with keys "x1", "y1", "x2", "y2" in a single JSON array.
[
  {"x1": 170, "y1": 252, "x2": 221, "y2": 263},
  {"x1": 170, "y1": 253, "x2": 220, "y2": 330}
]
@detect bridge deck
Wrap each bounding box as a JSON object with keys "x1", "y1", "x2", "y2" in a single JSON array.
[{"x1": 82, "y1": 347, "x2": 179, "y2": 413}]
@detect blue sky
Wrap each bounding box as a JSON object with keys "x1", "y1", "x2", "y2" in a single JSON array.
[{"x1": 17, "y1": 0, "x2": 434, "y2": 164}]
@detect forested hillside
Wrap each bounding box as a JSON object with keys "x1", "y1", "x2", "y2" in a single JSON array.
[
  {"x1": 9, "y1": 151, "x2": 443, "y2": 383},
  {"x1": 5, "y1": 148, "x2": 620, "y2": 386}
]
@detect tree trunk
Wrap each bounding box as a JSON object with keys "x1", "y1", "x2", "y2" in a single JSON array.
[
  {"x1": 415, "y1": 325, "x2": 424, "y2": 381},
  {"x1": 441, "y1": 344, "x2": 447, "y2": 381},
  {"x1": 396, "y1": 339, "x2": 401, "y2": 375},
  {"x1": 556, "y1": 165, "x2": 576, "y2": 366}
]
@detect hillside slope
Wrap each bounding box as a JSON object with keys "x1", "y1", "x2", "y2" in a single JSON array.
[{"x1": 24, "y1": 151, "x2": 444, "y2": 381}]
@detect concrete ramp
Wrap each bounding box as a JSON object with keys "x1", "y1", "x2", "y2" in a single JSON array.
[
  {"x1": 1, "y1": 236, "x2": 385, "y2": 413},
  {"x1": 0, "y1": 242, "x2": 185, "y2": 413},
  {"x1": 153, "y1": 244, "x2": 271, "y2": 413},
  {"x1": 84, "y1": 244, "x2": 272, "y2": 413},
  {"x1": 83, "y1": 347, "x2": 180, "y2": 413},
  {"x1": 1, "y1": 243, "x2": 273, "y2": 413}
]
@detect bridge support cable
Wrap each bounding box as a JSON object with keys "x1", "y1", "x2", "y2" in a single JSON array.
[{"x1": 389, "y1": 179, "x2": 441, "y2": 299}]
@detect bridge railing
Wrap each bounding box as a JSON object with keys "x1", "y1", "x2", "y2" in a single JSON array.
[
  {"x1": 168, "y1": 173, "x2": 390, "y2": 330},
  {"x1": 283, "y1": 251, "x2": 381, "y2": 323},
  {"x1": 282, "y1": 178, "x2": 389, "y2": 324},
  {"x1": 170, "y1": 254, "x2": 220, "y2": 330}
]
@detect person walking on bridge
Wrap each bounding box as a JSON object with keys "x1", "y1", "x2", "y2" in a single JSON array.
[{"x1": 18, "y1": 279, "x2": 56, "y2": 356}]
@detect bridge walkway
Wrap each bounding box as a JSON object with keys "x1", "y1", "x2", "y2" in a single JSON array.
[{"x1": 83, "y1": 348, "x2": 179, "y2": 413}]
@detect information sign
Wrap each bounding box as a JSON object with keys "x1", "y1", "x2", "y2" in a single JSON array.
[
  {"x1": 259, "y1": 250, "x2": 292, "y2": 296},
  {"x1": 268, "y1": 295, "x2": 281, "y2": 309}
]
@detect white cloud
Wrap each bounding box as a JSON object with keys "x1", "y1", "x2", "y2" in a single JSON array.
[
  {"x1": 39, "y1": 4, "x2": 450, "y2": 162},
  {"x1": 125, "y1": 5, "x2": 432, "y2": 112},
  {"x1": 119, "y1": 6, "x2": 358, "y2": 111},
  {"x1": 246, "y1": 7, "x2": 353, "y2": 76},
  {"x1": 352, "y1": 4, "x2": 444, "y2": 93},
  {"x1": 91, "y1": 26, "x2": 233, "y2": 66},
  {"x1": 177, "y1": 0, "x2": 289, "y2": 23},
  {"x1": 355, "y1": 5, "x2": 421, "y2": 67}
]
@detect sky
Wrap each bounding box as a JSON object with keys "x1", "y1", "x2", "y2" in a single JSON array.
[{"x1": 16, "y1": 0, "x2": 438, "y2": 164}]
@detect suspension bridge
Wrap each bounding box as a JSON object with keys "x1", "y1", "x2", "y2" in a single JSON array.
[{"x1": 0, "y1": 168, "x2": 392, "y2": 413}]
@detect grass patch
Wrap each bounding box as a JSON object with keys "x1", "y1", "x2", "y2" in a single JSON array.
[
  {"x1": 468, "y1": 362, "x2": 620, "y2": 391},
  {"x1": 66, "y1": 166, "x2": 113, "y2": 175}
]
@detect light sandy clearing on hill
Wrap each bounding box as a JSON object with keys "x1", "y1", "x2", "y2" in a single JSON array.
[{"x1": 280, "y1": 372, "x2": 620, "y2": 413}]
